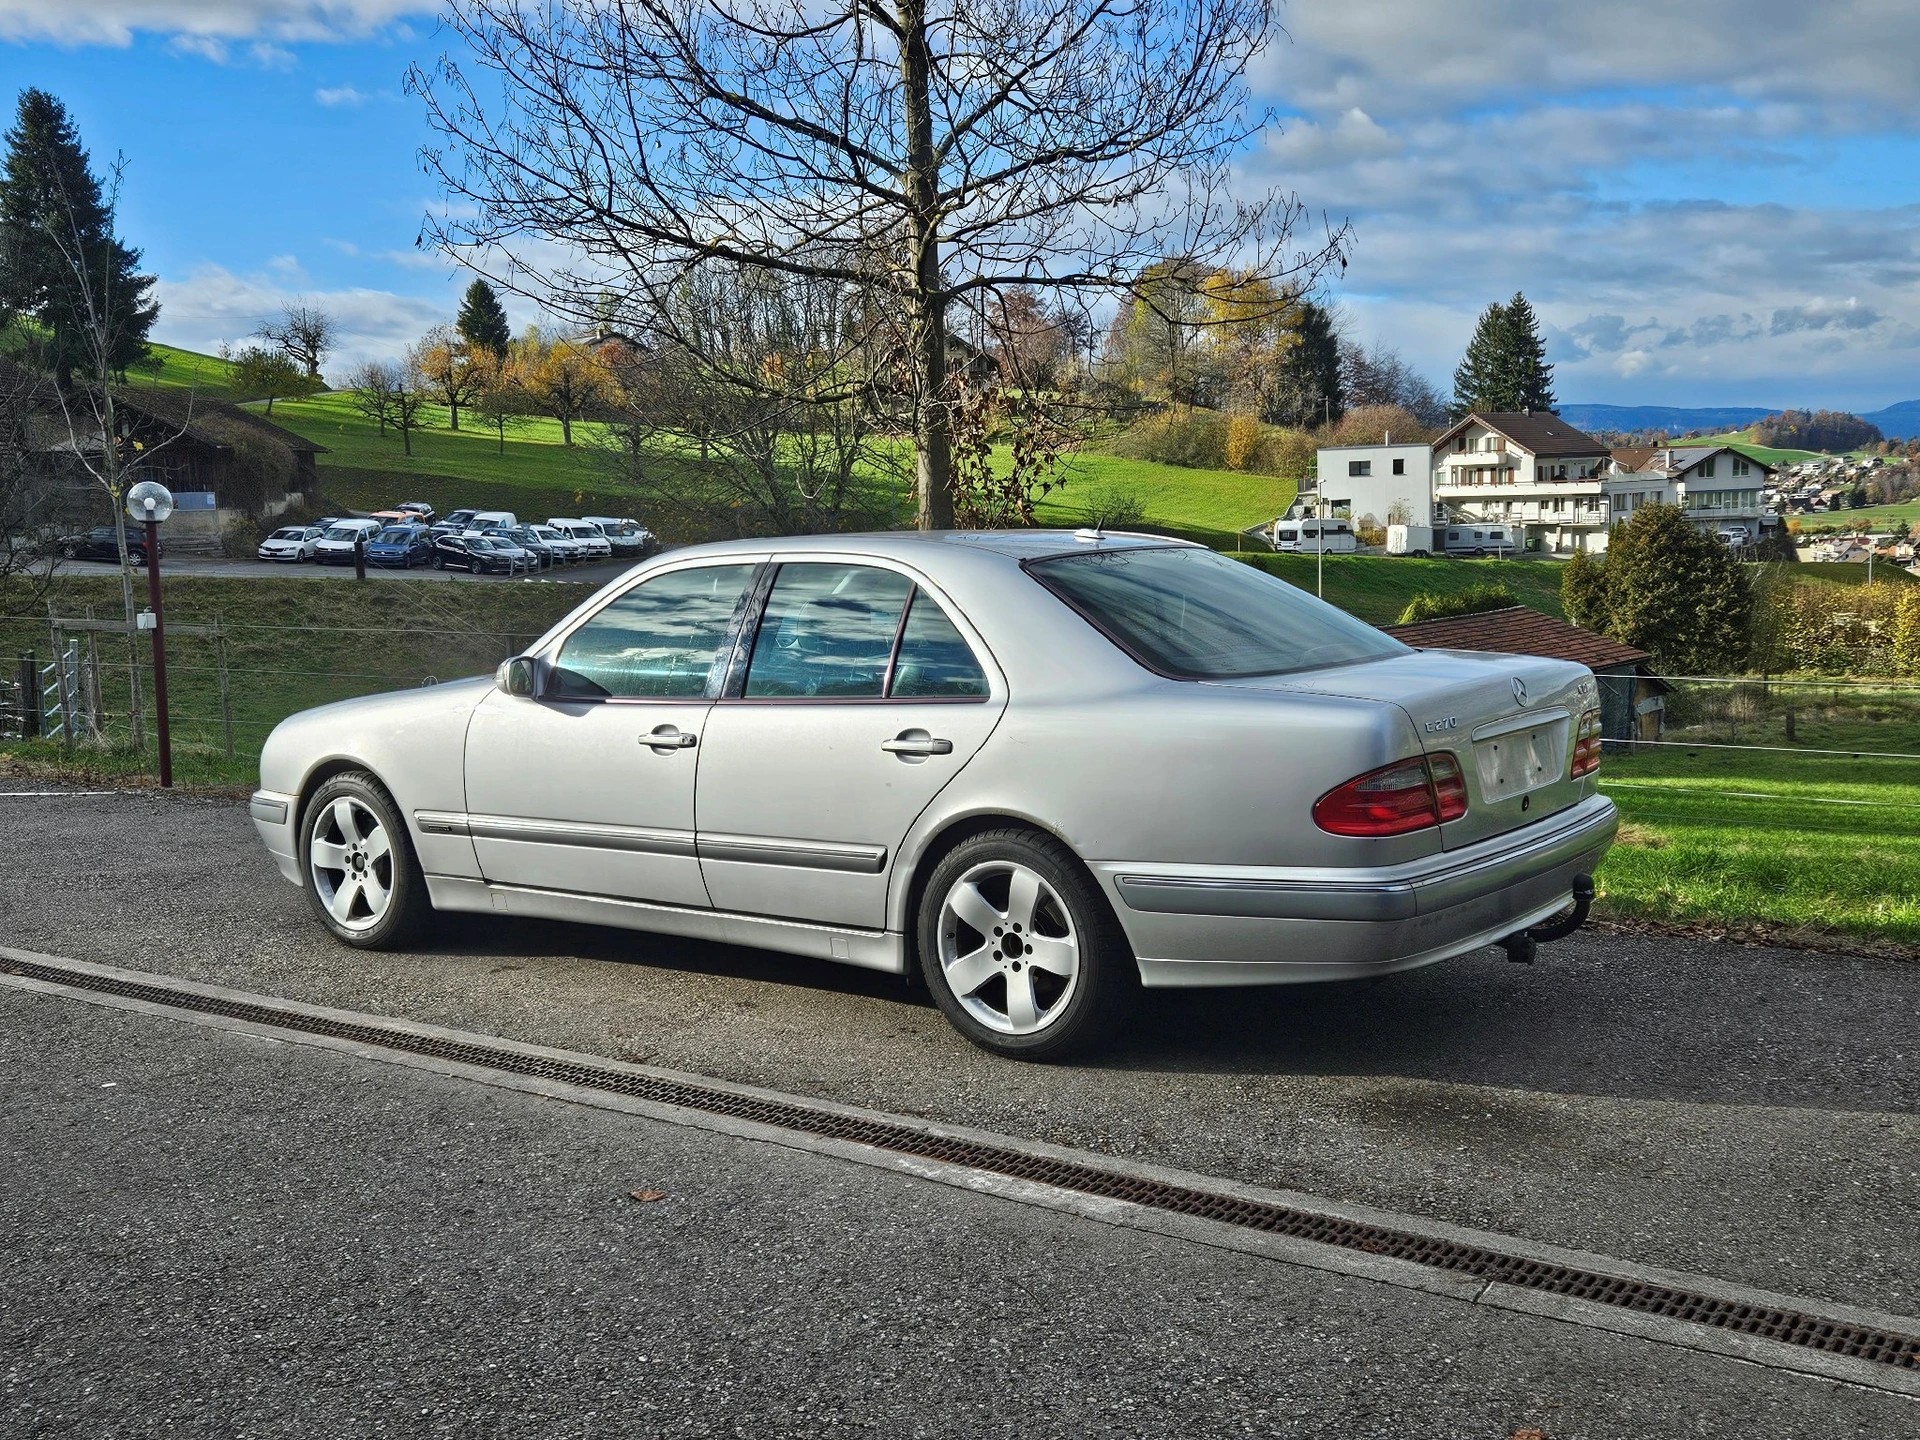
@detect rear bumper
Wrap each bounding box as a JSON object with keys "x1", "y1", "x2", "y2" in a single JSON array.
[{"x1": 1096, "y1": 793, "x2": 1617, "y2": 987}]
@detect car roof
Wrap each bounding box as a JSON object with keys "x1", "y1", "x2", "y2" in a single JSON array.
[{"x1": 661, "y1": 529, "x2": 1194, "y2": 565}]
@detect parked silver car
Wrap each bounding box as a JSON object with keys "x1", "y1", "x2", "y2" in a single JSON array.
[{"x1": 250, "y1": 533, "x2": 1616, "y2": 1058}]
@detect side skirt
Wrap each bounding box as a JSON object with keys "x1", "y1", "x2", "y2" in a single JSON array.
[{"x1": 423, "y1": 875, "x2": 909, "y2": 975}]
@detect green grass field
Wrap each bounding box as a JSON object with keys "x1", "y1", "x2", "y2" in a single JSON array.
[
  {"x1": 1237, "y1": 553, "x2": 1570, "y2": 624},
  {"x1": 1595, "y1": 686, "x2": 1920, "y2": 947},
  {"x1": 1797, "y1": 500, "x2": 1920, "y2": 533},
  {"x1": 1675, "y1": 429, "x2": 1846, "y2": 467},
  {"x1": 134, "y1": 342, "x2": 245, "y2": 400}
]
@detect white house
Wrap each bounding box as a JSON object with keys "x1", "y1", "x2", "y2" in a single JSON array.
[
  {"x1": 1605, "y1": 446, "x2": 1778, "y2": 545},
  {"x1": 1312, "y1": 438, "x2": 1437, "y2": 527},
  {"x1": 1431, "y1": 411, "x2": 1613, "y2": 553}
]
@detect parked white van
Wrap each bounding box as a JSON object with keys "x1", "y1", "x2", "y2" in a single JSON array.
[
  {"x1": 465, "y1": 510, "x2": 518, "y2": 531},
  {"x1": 1441, "y1": 524, "x2": 1516, "y2": 557},
  {"x1": 1270, "y1": 519, "x2": 1357, "y2": 554},
  {"x1": 311, "y1": 518, "x2": 384, "y2": 567}
]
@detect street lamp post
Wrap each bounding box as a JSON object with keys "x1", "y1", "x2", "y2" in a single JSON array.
[{"x1": 125, "y1": 481, "x2": 175, "y2": 787}]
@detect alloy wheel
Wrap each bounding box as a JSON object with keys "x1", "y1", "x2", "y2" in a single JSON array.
[
  {"x1": 308, "y1": 796, "x2": 395, "y2": 932},
  {"x1": 936, "y1": 861, "x2": 1081, "y2": 1035}
]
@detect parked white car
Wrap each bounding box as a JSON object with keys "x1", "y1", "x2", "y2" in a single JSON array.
[
  {"x1": 581, "y1": 515, "x2": 657, "y2": 557},
  {"x1": 312, "y1": 519, "x2": 385, "y2": 566},
  {"x1": 548, "y1": 518, "x2": 614, "y2": 559},
  {"x1": 531, "y1": 524, "x2": 588, "y2": 563},
  {"x1": 257, "y1": 525, "x2": 324, "y2": 563}
]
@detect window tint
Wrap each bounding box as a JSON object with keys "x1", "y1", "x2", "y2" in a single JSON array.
[
  {"x1": 1030, "y1": 547, "x2": 1406, "y2": 680},
  {"x1": 744, "y1": 563, "x2": 911, "y2": 698},
  {"x1": 890, "y1": 593, "x2": 988, "y2": 698},
  {"x1": 549, "y1": 564, "x2": 755, "y2": 700}
]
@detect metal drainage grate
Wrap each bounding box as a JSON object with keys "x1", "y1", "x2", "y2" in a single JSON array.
[{"x1": 12, "y1": 955, "x2": 1918, "y2": 1374}]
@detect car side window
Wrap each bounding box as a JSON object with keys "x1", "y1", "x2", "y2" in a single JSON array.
[
  {"x1": 889, "y1": 591, "x2": 989, "y2": 698},
  {"x1": 744, "y1": 564, "x2": 912, "y2": 699},
  {"x1": 548, "y1": 564, "x2": 756, "y2": 700}
]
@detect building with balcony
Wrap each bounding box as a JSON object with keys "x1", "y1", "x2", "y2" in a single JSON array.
[
  {"x1": 1311, "y1": 438, "x2": 1437, "y2": 527},
  {"x1": 1606, "y1": 446, "x2": 1778, "y2": 544},
  {"x1": 1432, "y1": 411, "x2": 1614, "y2": 553}
]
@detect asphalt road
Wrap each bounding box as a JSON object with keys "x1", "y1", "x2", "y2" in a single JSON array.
[
  {"x1": 3, "y1": 983, "x2": 1909, "y2": 1439},
  {"x1": 51, "y1": 554, "x2": 638, "y2": 585},
  {"x1": 1, "y1": 784, "x2": 1913, "y2": 1333}
]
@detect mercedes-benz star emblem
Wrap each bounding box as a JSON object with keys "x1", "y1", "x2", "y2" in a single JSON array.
[{"x1": 1511, "y1": 676, "x2": 1529, "y2": 706}]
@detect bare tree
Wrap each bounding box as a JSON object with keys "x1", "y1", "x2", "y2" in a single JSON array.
[
  {"x1": 343, "y1": 354, "x2": 429, "y2": 454},
  {"x1": 600, "y1": 264, "x2": 903, "y2": 536},
  {"x1": 0, "y1": 356, "x2": 62, "y2": 600},
  {"x1": 410, "y1": 0, "x2": 1347, "y2": 528},
  {"x1": 255, "y1": 300, "x2": 337, "y2": 381},
  {"x1": 343, "y1": 359, "x2": 396, "y2": 437}
]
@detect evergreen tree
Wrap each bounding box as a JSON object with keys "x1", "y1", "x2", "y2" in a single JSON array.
[
  {"x1": 1450, "y1": 292, "x2": 1555, "y2": 417},
  {"x1": 1264, "y1": 299, "x2": 1344, "y2": 427},
  {"x1": 0, "y1": 89, "x2": 157, "y2": 387},
  {"x1": 455, "y1": 277, "x2": 512, "y2": 353},
  {"x1": 1563, "y1": 504, "x2": 1752, "y2": 675}
]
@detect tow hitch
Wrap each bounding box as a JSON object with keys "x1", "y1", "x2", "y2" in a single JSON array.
[{"x1": 1499, "y1": 874, "x2": 1596, "y2": 962}]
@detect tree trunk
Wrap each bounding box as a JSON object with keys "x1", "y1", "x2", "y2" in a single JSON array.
[
  {"x1": 901, "y1": 0, "x2": 952, "y2": 530},
  {"x1": 561, "y1": 415, "x2": 573, "y2": 446},
  {"x1": 449, "y1": 402, "x2": 460, "y2": 431},
  {"x1": 402, "y1": 424, "x2": 412, "y2": 457}
]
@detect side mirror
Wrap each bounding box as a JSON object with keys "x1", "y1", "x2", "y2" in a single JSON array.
[{"x1": 496, "y1": 656, "x2": 537, "y2": 698}]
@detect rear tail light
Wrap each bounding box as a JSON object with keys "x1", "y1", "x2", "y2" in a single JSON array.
[
  {"x1": 1571, "y1": 707, "x2": 1603, "y2": 777},
  {"x1": 1314, "y1": 753, "x2": 1469, "y2": 837}
]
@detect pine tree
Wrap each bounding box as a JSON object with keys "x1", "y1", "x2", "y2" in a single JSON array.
[
  {"x1": 1500, "y1": 292, "x2": 1556, "y2": 414},
  {"x1": 1450, "y1": 292, "x2": 1555, "y2": 417},
  {"x1": 1570, "y1": 504, "x2": 1752, "y2": 675},
  {"x1": 0, "y1": 89, "x2": 157, "y2": 387},
  {"x1": 1264, "y1": 298, "x2": 1344, "y2": 427},
  {"x1": 455, "y1": 277, "x2": 512, "y2": 353}
]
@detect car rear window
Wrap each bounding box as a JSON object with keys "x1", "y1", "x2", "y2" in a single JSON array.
[{"x1": 1028, "y1": 546, "x2": 1407, "y2": 680}]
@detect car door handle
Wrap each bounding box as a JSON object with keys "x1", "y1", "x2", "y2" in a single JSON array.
[
  {"x1": 881, "y1": 733, "x2": 953, "y2": 757},
  {"x1": 643, "y1": 726, "x2": 697, "y2": 752}
]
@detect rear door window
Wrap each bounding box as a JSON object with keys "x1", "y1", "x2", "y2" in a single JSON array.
[
  {"x1": 743, "y1": 564, "x2": 912, "y2": 699},
  {"x1": 890, "y1": 591, "x2": 989, "y2": 698}
]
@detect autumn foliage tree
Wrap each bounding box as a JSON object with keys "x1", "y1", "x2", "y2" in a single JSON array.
[
  {"x1": 415, "y1": 325, "x2": 487, "y2": 430},
  {"x1": 512, "y1": 329, "x2": 613, "y2": 445}
]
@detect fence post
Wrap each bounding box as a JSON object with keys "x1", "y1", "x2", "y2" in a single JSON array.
[
  {"x1": 17, "y1": 653, "x2": 37, "y2": 739},
  {"x1": 215, "y1": 614, "x2": 235, "y2": 761}
]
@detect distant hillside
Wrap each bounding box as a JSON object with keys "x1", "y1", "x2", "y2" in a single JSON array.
[
  {"x1": 1556, "y1": 403, "x2": 1773, "y2": 435},
  {"x1": 1862, "y1": 399, "x2": 1920, "y2": 440}
]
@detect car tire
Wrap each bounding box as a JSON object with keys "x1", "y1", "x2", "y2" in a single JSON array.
[
  {"x1": 298, "y1": 771, "x2": 431, "y2": 950},
  {"x1": 916, "y1": 828, "x2": 1136, "y2": 1061}
]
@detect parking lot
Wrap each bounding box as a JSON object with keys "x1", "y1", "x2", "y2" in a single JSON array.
[
  {"x1": 3, "y1": 785, "x2": 1915, "y2": 1433},
  {"x1": 49, "y1": 552, "x2": 638, "y2": 586}
]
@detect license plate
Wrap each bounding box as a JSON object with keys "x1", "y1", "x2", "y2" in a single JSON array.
[{"x1": 1474, "y1": 724, "x2": 1565, "y2": 802}]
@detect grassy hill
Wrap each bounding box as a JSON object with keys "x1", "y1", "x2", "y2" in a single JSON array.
[
  {"x1": 1796, "y1": 500, "x2": 1920, "y2": 534},
  {"x1": 135, "y1": 342, "x2": 244, "y2": 400},
  {"x1": 1236, "y1": 553, "x2": 1568, "y2": 624},
  {"x1": 1670, "y1": 429, "x2": 1830, "y2": 466}
]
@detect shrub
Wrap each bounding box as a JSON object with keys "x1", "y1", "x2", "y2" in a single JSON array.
[
  {"x1": 1224, "y1": 413, "x2": 1263, "y2": 472},
  {"x1": 1110, "y1": 410, "x2": 1229, "y2": 470},
  {"x1": 1079, "y1": 481, "x2": 1148, "y2": 530},
  {"x1": 1396, "y1": 583, "x2": 1517, "y2": 625},
  {"x1": 1355, "y1": 523, "x2": 1386, "y2": 548}
]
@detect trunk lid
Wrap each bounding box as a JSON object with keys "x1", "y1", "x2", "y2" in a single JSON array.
[{"x1": 1216, "y1": 649, "x2": 1598, "y2": 850}]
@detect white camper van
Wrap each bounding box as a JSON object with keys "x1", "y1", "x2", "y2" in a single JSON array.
[
  {"x1": 1440, "y1": 524, "x2": 1516, "y2": 557},
  {"x1": 1269, "y1": 519, "x2": 1358, "y2": 554}
]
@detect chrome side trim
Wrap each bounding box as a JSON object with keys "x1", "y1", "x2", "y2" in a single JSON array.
[
  {"x1": 697, "y1": 832, "x2": 889, "y2": 874},
  {"x1": 414, "y1": 810, "x2": 470, "y2": 836},
  {"x1": 435, "y1": 811, "x2": 699, "y2": 857},
  {"x1": 1116, "y1": 874, "x2": 1415, "y2": 921},
  {"x1": 248, "y1": 792, "x2": 291, "y2": 826}
]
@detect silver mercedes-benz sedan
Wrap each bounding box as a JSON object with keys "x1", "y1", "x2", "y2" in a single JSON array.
[{"x1": 250, "y1": 531, "x2": 1616, "y2": 1058}]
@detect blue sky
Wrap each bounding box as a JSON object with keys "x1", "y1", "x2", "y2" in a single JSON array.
[{"x1": 3, "y1": 0, "x2": 1917, "y2": 410}]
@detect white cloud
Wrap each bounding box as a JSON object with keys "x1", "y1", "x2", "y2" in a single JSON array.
[
  {"x1": 152, "y1": 264, "x2": 450, "y2": 379},
  {"x1": 314, "y1": 84, "x2": 370, "y2": 108},
  {"x1": 0, "y1": 2, "x2": 432, "y2": 47}
]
